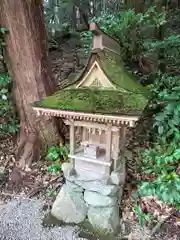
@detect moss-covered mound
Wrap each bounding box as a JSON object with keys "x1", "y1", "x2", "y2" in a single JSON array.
[{"x1": 34, "y1": 88, "x2": 147, "y2": 115}]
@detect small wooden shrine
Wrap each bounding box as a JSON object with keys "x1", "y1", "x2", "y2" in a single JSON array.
[{"x1": 33, "y1": 23, "x2": 148, "y2": 179}]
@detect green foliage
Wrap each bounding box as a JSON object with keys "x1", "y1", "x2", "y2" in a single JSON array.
[
  {"x1": 0, "y1": 28, "x2": 19, "y2": 139},
  {"x1": 152, "y1": 75, "x2": 180, "y2": 144},
  {"x1": 138, "y1": 74, "x2": 180, "y2": 208},
  {"x1": 0, "y1": 74, "x2": 19, "y2": 138},
  {"x1": 46, "y1": 144, "x2": 69, "y2": 162},
  {"x1": 0, "y1": 28, "x2": 8, "y2": 47},
  {"x1": 46, "y1": 189, "x2": 58, "y2": 197},
  {"x1": 135, "y1": 204, "x2": 154, "y2": 227},
  {"x1": 81, "y1": 7, "x2": 166, "y2": 62},
  {"x1": 45, "y1": 144, "x2": 69, "y2": 174},
  {"x1": 139, "y1": 171, "x2": 180, "y2": 207},
  {"x1": 80, "y1": 31, "x2": 92, "y2": 57},
  {"x1": 47, "y1": 162, "x2": 62, "y2": 173}
]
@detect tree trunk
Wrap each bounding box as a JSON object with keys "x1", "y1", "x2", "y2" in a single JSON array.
[
  {"x1": 154, "y1": 0, "x2": 166, "y2": 73},
  {"x1": 0, "y1": 0, "x2": 64, "y2": 169},
  {"x1": 125, "y1": 0, "x2": 145, "y2": 13}
]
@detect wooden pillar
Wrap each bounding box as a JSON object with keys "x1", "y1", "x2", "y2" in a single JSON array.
[
  {"x1": 82, "y1": 127, "x2": 87, "y2": 142},
  {"x1": 119, "y1": 126, "x2": 127, "y2": 150},
  {"x1": 106, "y1": 126, "x2": 112, "y2": 163},
  {"x1": 113, "y1": 129, "x2": 120, "y2": 171},
  {"x1": 70, "y1": 120, "x2": 75, "y2": 167}
]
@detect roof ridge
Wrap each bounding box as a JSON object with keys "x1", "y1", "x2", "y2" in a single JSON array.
[
  {"x1": 89, "y1": 22, "x2": 121, "y2": 54},
  {"x1": 89, "y1": 22, "x2": 121, "y2": 46}
]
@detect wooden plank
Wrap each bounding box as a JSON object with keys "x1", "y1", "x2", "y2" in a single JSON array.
[
  {"x1": 119, "y1": 126, "x2": 127, "y2": 150},
  {"x1": 69, "y1": 153, "x2": 111, "y2": 166},
  {"x1": 113, "y1": 130, "x2": 120, "y2": 170},
  {"x1": 106, "y1": 126, "x2": 112, "y2": 164},
  {"x1": 64, "y1": 120, "x2": 120, "y2": 132},
  {"x1": 69, "y1": 120, "x2": 75, "y2": 167}
]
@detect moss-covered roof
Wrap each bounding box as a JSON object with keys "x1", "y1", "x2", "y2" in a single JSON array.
[
  {"x1": 34, "y1": 47, "x2": 149, "y2": 116},
  {"x1": 97, "y1": 50, "x2": 147, "y2": 94},
  {"x1": 34, "y1": 88, "x2": 147, "y2": 116},
  {"x1": 63, "y1": 49, "x2": 148, "y2": 95}
]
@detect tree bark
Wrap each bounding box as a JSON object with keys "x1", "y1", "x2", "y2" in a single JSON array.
[
  {"x1": 0, "y1": 0, "x2": 64, "y2": 169},
  {"x1": 125, "y1": 0, "x2": 145, "y2": 13},
  {"x1": 154, "y1": 0, "x2": 166, "y2": 73}
]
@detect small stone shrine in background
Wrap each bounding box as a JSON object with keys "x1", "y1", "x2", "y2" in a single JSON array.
[{"x1": 33, "y1": 23, "x2": 148, "y2": 235}]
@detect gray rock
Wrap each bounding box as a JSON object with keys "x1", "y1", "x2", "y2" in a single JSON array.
[
  {"x1": 88, "y1": 205, "x2": 120, "y2": 234},
  {"x1": 118, "y1": 187, "x2": 123, "y2": 202},
  {"x1": 51, "y1": 185, "x2": 88, "y2": 224},
  {"x1": 84, "y1": 190, "x2": 117, "y2": 207},
  {"x1": 66, "y1": 172, "x2": 109, "y2": 184},
  {"x1": 75, "y1": 180, "x2": 119, "y2": 196},
  {"x1": 65, "y1": 181, "x2": 84, "y2": 193},
  {"x1": 61, "y1": 162, "x2": 76, "y2": 178},
  {"x1": 109, "y1": 161, "x2": 126, "y2": 185},
  {"x1": 109, "y1": 171, "x2": 125, "y2": 185}
]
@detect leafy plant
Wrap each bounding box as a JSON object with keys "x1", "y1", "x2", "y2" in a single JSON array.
[
  {"x1": 45, "y1": 144, "x2": 69, "y2": 174},
  {"x1": 0, "y1": 74, "x2": 19, "y2": 138},
  {"x1": 46, "y1": 189, "x2": 58, "y2": 197},
  {"x1": 47, "y1": 162, "x2": 62, "y2": 174},
  {"x1": 0, "y1": 28, "x2": 8, "y2": 47},
  {"x1": 46, "y1": 144, "x2": 69, "y2": 162},
  {"x1": 139, "y1": 172, "x2": 180, "y2": 207},
  {"x1": 0, "y1": 28, "x2": 19, "y2": 139},
  {"x1": 138, "y1": 74, "x2": 180, "y2": 208},
  {"x1": 135, "y1": 204, "x2": 154, "y2": 227}
]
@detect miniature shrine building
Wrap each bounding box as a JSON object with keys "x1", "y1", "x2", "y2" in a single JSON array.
[{"x1": 33, "y1": 23, "x2": 148, "y2": 178}]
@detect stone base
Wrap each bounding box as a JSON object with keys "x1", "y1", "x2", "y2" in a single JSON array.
[
  {"x1": 79, "y1": 220, "x2": 119, "y2": 240},
  {"x1": 109, "y1": 159, "x2": 126, "y2": 185},
  {"x1": 88, "y1": 205, "x2": 120, "y2": 235},
  {"x1": 51, "y1": 183, "x2": 88, "y2": 224},
  {"x1": 75, "y1": 159, "x2": 110, "y2": 177},
  {"x1": 51, "y1": 162, "x2": 125, "y2": 234}
]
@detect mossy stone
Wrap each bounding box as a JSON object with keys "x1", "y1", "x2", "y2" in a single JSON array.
[{"x1": 78, "y1": 220, "x2": 119, "y2": 240}]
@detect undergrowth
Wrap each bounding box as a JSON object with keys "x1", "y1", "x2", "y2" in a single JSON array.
[
  {"x1": 45, "y1": 144, "x2": 69, "y2": 174},
  {"x1": 138, "y1": 74, "x2": 180, "y2": 208},
  {"x1": 0, "y1": 28, "x2": 19, "y2": 139}
]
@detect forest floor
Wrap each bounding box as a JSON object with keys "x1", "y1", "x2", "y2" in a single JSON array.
[{"x1": 0, "y1": 35, "x2": 179, "y2": 240}]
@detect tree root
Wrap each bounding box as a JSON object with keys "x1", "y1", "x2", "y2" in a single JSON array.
[
  {"x1": 16, "y1": 133, "x2": 39, "y2": 170},
  {"x1": 15, "y1": 135, "x2": 26, "y2": 160}
]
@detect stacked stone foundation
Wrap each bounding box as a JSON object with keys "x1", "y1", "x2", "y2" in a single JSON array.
[{"x1": 51, "y1": 161, "x2": 125, "y2": 235}]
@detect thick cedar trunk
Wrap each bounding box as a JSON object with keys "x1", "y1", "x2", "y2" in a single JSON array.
[{"x1": 0, "y1": 0, "x2": 64, "y2": 169}]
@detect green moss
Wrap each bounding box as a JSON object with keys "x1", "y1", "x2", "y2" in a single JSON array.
[
  {"x1": 34, "y1": 88, "x2": 147, "y2": 115},
  {"x1": 34, "y1": 48, "x2": 149, "y2": 115},
  {"x1": 98, "y1": 50, "x2": 149, "y2": 95},
  {"x1": 78, "y1": 220, "x2": 118, "y2": 240},
  {"x1": 42, "y1": 213, "x2": 119, "y2": 239},
  {"x1": 58, "y1": 50, "x2": 149, "y2": 97},
  {"x1": 42, "y1": 212, "x2": 74, "y2": 227}
]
